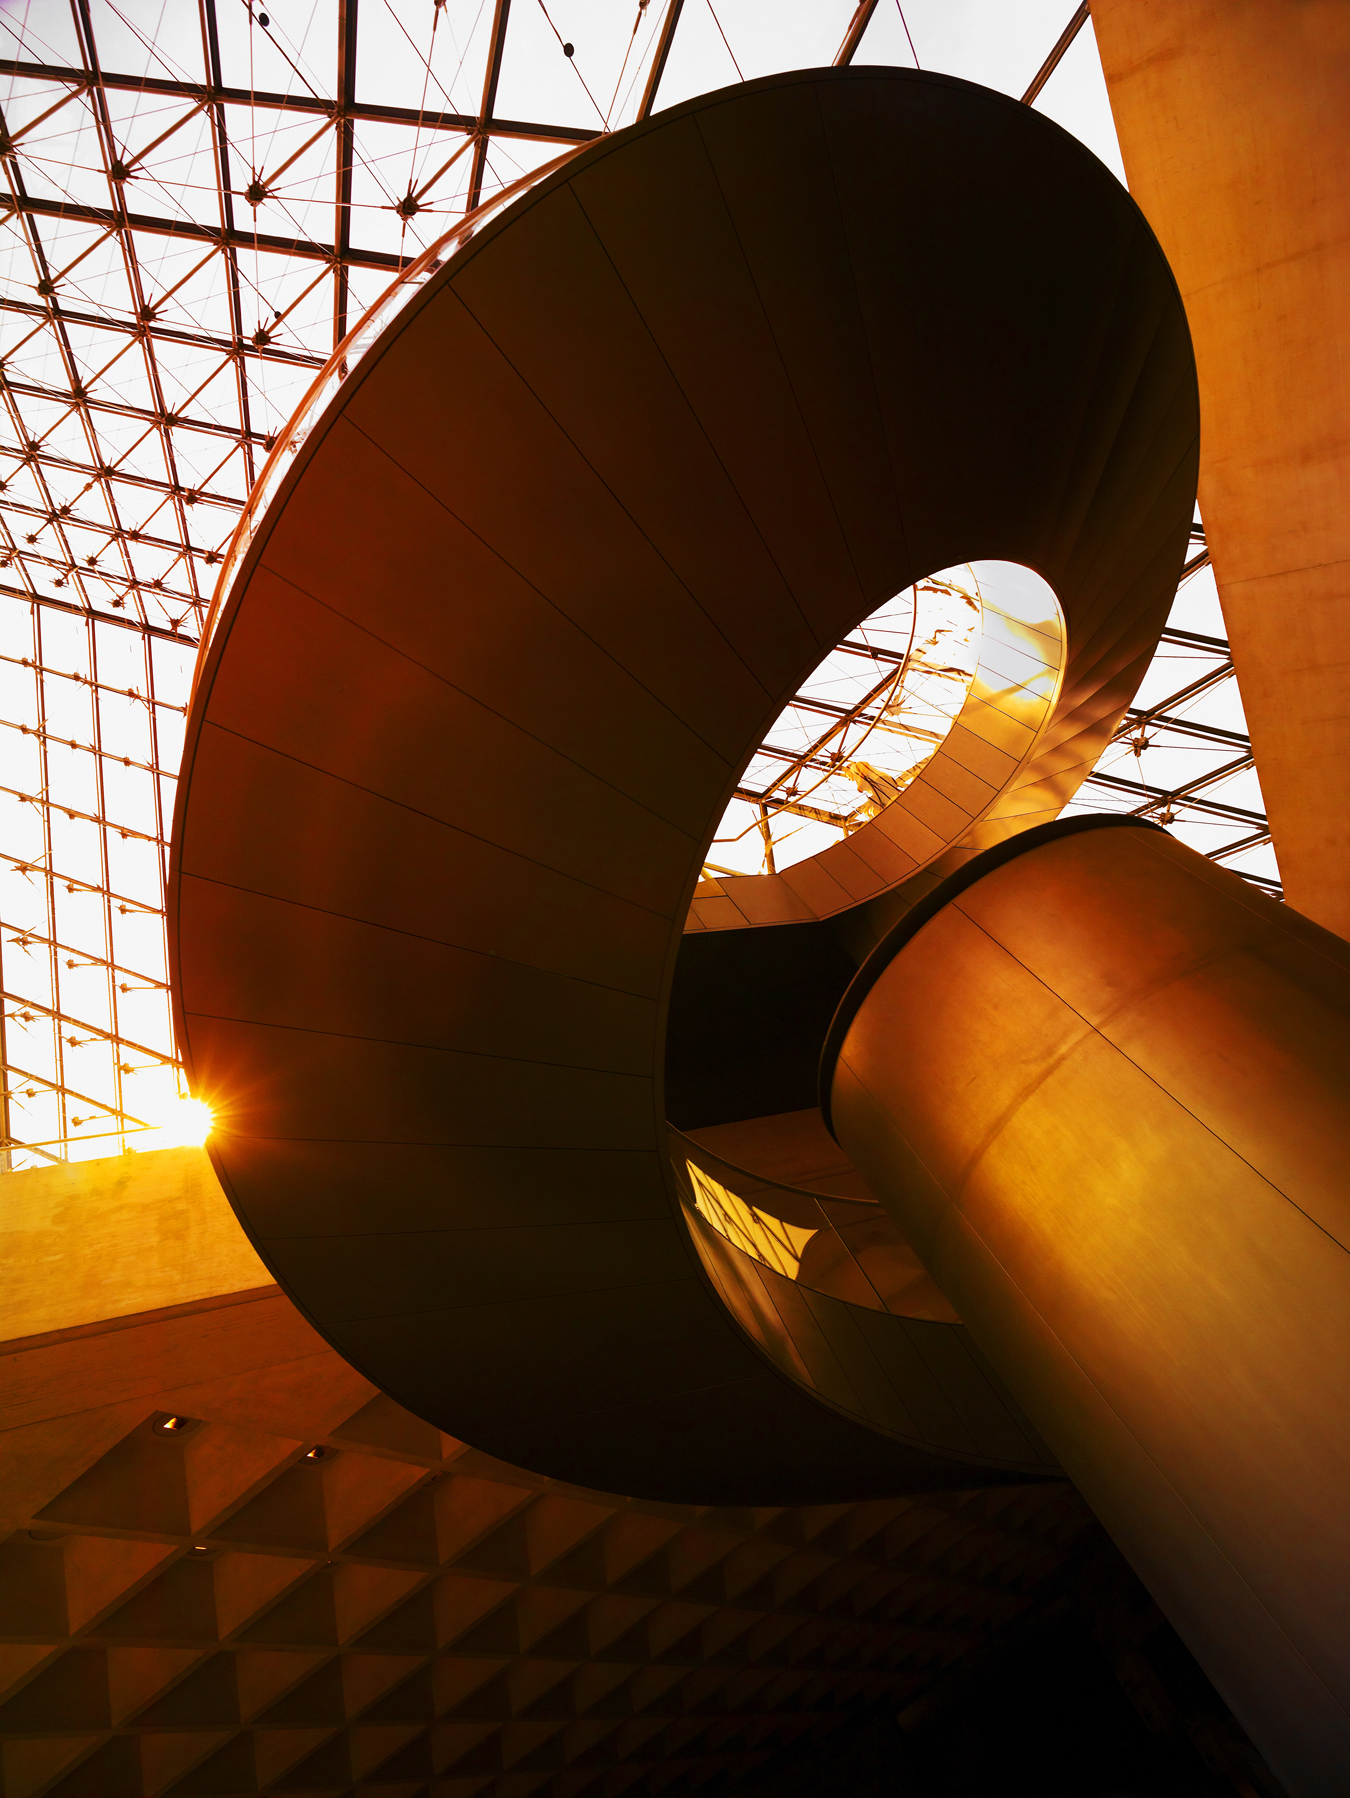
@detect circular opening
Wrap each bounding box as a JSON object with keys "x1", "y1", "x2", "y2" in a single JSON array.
[{"x1": 702, "y1": 560, "x2": 1060, "y2": 879}]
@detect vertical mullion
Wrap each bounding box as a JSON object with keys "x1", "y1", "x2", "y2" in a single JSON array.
[
  {"x1": 334, "y1": 0, "x2": 359, "y2": 350},
  {"x1": 31, "y1": 603, "x2": 65, "y2": 1147},
  {"x1": 143, "y1": 630, "x2": 177, "y2": 1099},
  {"x1": 199, "y1": 0, "x2": 257, "y2": 492},
  {"x1": 467, "y1": 0, "x2": 512, "y2": 213},
  {"x1": 86, "y1": 617, "x2": 123, "y2": 1147}
]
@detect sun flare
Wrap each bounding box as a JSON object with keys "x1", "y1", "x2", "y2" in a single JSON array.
[{"x1": 142, "y1": 1097, "x2": 214, "y2": 1150}]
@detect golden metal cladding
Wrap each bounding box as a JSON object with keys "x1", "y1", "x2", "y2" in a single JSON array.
[
  {"x1": 827, "y1": 819, "x2": 1350, "y2": 1797},
  {"x1": 170, "y1": 67, "x2": 1198, "y2": 1503}
]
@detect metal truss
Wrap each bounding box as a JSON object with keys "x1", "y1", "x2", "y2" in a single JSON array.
[
  {"x1": 1072, "y1": 543, "x2": 1277, "y2": 895},
  {"x1": 717, "y1": 581, "x2": 979, "y2": 867},
  {"x1": 0, "y1": 1, "x2": 1269, "y2": 1168}
]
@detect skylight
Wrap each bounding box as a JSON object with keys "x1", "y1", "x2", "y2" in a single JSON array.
[{"x1": 0, "y1": 2, "x2": 1274, "y2": 1169}]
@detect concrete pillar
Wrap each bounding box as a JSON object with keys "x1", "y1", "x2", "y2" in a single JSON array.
[
  {"x1": 1090, "y1": 0, "x2": 1350, "y2": 935},
  {"x1": 825, "y1": 818, "x2": 1350, "y2": 1795}
]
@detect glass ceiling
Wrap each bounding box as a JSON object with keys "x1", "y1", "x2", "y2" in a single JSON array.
[
  {"x1": 705, "y1": 568, "x2": 987, "y2": 878},
  {"x1": 0, "y1": 0, "x2": 1274, "y2": 1170}
]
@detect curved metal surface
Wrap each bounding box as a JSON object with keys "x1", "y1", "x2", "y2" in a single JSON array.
[
  {"x1": 677, "y1": 1188, "x2": 1059, "y2": 1484},
  {"x1": 826, "y1": 817, "x2": 1350, "y2": 1795},
  {"x1": 817, "y1": 812, "x2": 1167, "y2": 1135},
  {"x1": 668, "y1": 1127, "x2": 1062, "y2": 1476},
  {"x1": 672, "y1": 1126, "x2": 961, "y2": 1322},
  {"x1": 171, "y1": 67, "x2": 1198, "y2": 1502},
  {"x1": 196, "y1": 148, "x2": 585, "y2": 676}
]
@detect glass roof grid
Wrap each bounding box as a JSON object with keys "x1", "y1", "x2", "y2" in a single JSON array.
[
  {"x1": 492, "y1": 0, "x2": 634, "y2": 136},
  {"x1": 0, "y1": 594, "x2": 187, "y2": 1170},
  {"x1": 0, "y1": 4, "x2": 83, "y2": 68},
  {"x1": 1068, "y1": 532, "x2": 1276, "y2": 893},
  {"x1": 0, "y1": 1, "x2": 1275, "y2": 1167},
  {"x1": 353, "y1": 0, "x2": 493, "y2": 119},
  {"x1": 708, "y1": 573, "x2": 988, "y2": 878}
]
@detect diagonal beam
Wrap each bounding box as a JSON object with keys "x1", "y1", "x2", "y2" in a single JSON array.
[
  {"x1": 1157, "y1": 751, "x2": 1257, "y2": 806},
  {"x1": 0, "y1": 58, "x2": 599, "y2": 144},
  {"x1": 753, "y1": 660, "x2": 904, "y2": 804},
  {"x1": 733, "y1": 786, "x2": 856, "y2": 829},
  {"x1": 834, "y1": 0, "x2": 881, "y2": 67},
  {"x1": 0, "y1": 582, "x2": 197, "y2": 644},
  {"x1": 0, "y1": 293, "x2": 323, "y2": 368},
  {"x1": 0, "y1": 440, "x2": 243, "y2": 511},
  {"x1": 0, "y1": 190, "x2": 409, "y2": 272},
  {"x1": 1210, "y1": 826, "x2": 1273, "y2": 862},
  {"x1": 1131, "y1": 659, "x2": 1235, "y2": 728},
  {"x1": 639, "y1": 0, "x2": 686, "y2": 118},
  {"x1": 1118, "y1": 707, "x2": 1250, "y2": 750},
  {"x1": 0, "y1": 372, "x2": 272, "y2": 445},
  {"x1": 1022, "y1": 2, "x2": 1090, "y2": 106},
  {"x1": 1161, "y1": 625, "x2": 1226, "y2": 653},
  {"x1": 467, "y1": 0, "x2": 514, "y2": 213},
  {"x1": 1084, "y1": 769, "x2": 1265, "y2": 828}
]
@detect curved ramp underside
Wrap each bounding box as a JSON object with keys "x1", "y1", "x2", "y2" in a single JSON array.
[{"x1": 171, "y1": 68, "x2": 1198, "y2": 1503}]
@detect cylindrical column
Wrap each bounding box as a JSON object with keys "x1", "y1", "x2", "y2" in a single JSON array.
[{"x1": 824, "y1": 817, "x2": 1350, "y2": 1797}]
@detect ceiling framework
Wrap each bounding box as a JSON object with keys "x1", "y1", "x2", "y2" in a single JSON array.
[
  {"x1": 1068, "y1": 541, "x2": 1277, "y2": 897},
  {"x1": 708, "y1": 579, "x2": 983, "y2": 875},
  {"x1": 0, "y1": 2, "x2": 1271, "y2": 1170}
]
